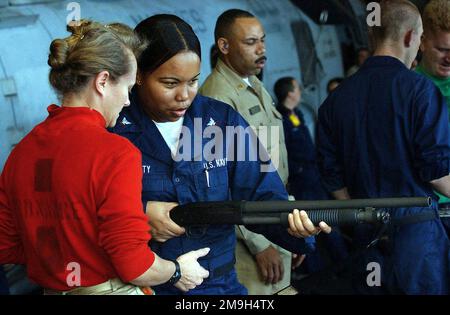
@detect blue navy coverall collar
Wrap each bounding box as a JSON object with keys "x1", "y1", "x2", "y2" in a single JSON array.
[
  {"x1": 122, "y1": 89, "x2": 221, "y2": 166},
  {"x1": 360, "y1": 55, "x2": 406, "y2": 71}
]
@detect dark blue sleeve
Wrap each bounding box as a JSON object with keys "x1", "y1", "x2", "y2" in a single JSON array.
[
  {"x1": 226, "y1": 110, "x2": 314, "y2": 254},
  {"x1": 316, "y1": 97, "x2": 346, "y2": 192},
  {"x1": 0, "y1": 265, "x2": 9, "y2": 295},
  {"x1": 413, "y1": 81, "x2": 450, "y2": 181}
]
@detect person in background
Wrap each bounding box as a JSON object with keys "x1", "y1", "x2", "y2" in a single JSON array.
[
  {"x1": 274, "y1": 76, "x2": 348, "y2": 275},
  {"x1": 0, "y1": 20, "x2": 210, "y2": 295},
  {"x1": 199, "y1": 9, "x2": 298, "y2": 295},
  {"x1": 274, "y1": 77, "x2": 327, "y2": 202},
  {"x1": 416, "y1": 0, "x2": 450, "y2": 234},
  {"x1": 417, "y1": 0, "x2": 450, "y2": 107},
  {"x1": 346, "y1": 47, "x2": 369, "y2": 77},
  {"x1": 326, "y1": 77, "x2": 343, "y2": 94},
  {"x1": 317, "y1": 0, "x2": 450, "y2": 294}
]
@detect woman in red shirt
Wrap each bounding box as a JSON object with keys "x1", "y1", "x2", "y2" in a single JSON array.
[{"x1": 0, "y1": 20, "x2": 210, "y2": 295}]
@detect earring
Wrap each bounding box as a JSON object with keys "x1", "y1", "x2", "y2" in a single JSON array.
[{"x1": 136, "y1": 78, "x2": 142, "y2": 86}]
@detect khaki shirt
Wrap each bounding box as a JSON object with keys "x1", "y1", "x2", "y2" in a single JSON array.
[
  {"x1": 200, "y1": 59, "x2": 291, "y2": 295},
  {"x1": 199, "y1": 59, "x2": 288, "y2": 184}
]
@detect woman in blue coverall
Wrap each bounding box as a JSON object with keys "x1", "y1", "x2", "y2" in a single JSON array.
[
  {"x1": 110, "y1": 14, "x2": 330, "y2": 295},
  {"x1": 274, "y1": 77, "x2": 328, "y2": 201}
]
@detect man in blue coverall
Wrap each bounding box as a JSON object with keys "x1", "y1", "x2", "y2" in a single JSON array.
[{"x1": 317, "y1": 0, "x2": 450, "y2": 294}]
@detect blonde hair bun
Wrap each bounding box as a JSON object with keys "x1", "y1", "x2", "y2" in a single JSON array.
[
  {"x1": 48, "y1": 38, "x2": 69, "y2": 70},
  {"x1": 48, "y1": 19, "x2": 142, "y2": 96}
]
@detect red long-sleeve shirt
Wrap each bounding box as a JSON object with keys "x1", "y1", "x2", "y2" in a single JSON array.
[{"x1": 0, "y1": 105, "x2": 154, "y2": 290}]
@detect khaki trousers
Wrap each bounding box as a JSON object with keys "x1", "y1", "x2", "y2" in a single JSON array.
[
  {"x1": 44, "y1": 278, "x2": 151, "y2": 295},
  {"x1": 235, "y1": 238, "x2": 292, "y2": 295}
]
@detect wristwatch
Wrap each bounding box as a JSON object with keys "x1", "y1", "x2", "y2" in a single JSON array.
[{"x1": 168, "y1": 260, "x2": 181, "y2": 285}]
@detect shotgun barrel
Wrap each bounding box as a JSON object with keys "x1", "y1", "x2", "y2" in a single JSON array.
[{"x1": 170, "y1": 197, "x2": 431, "y2": 227}]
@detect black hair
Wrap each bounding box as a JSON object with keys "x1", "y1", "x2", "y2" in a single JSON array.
[
  {"x1": 214, "y1": 9, "x2": 255, "y2": 42},
  {"x1": 134, "y1": 14, "x2": 201, "y2": 74},
  {"x1": 274, "y1": 77, "x2": 296, "y2": 104}
]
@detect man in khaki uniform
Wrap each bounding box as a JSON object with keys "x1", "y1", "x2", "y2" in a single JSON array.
[{"x1": 199, "y1": 9, "x2": 297, "y2": 295}]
